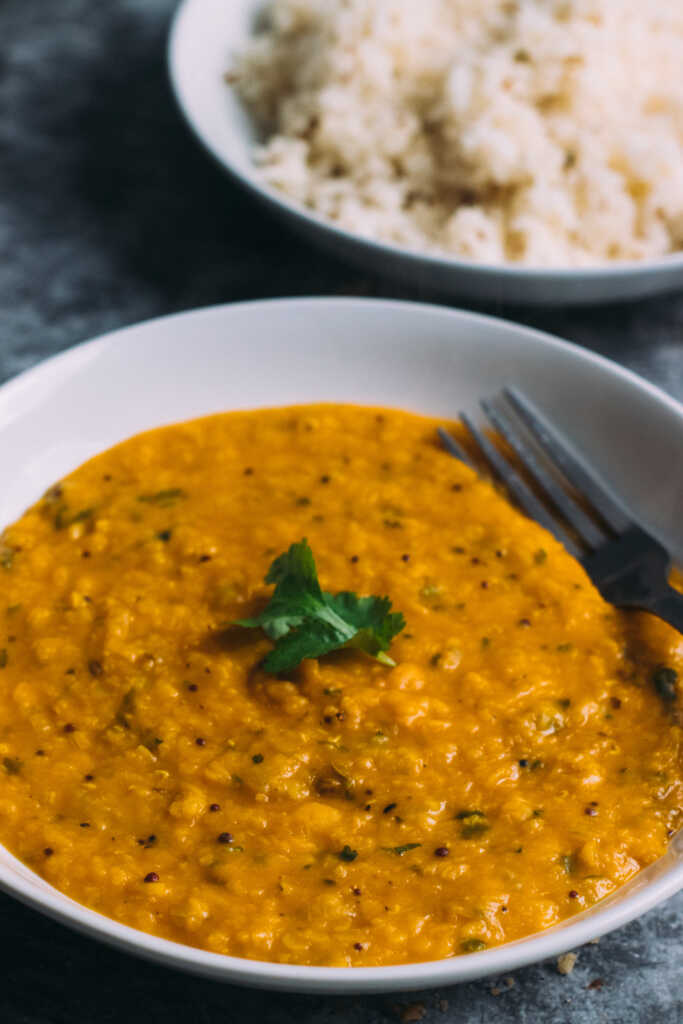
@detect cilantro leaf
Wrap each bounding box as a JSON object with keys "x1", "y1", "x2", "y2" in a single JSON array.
[
  {"x1": 324, "y1": 591, "x2": 406, "y2": 665},
  {"x1": 236, "y1": 539, "x2": 405, "y2": 673}
]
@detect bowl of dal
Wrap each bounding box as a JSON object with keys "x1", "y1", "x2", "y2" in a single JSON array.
[{"x1": 0, "y1": 297, "x2": 681, "y2": 992}]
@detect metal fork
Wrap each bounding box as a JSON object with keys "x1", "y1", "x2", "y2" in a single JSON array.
[{"x1": 438, "y1": 386, "x2": 683, "y2": 634}]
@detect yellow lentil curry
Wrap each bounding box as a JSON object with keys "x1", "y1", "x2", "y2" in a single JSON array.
[{"x1": 0, "y1": 404, "x2": 680, "y2": 967}]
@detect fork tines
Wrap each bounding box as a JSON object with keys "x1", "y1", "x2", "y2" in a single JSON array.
[{"x1": 439, "y1": 387, "x2": 633, "y2": 559}]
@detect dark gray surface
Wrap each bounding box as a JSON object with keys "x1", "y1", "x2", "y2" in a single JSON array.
[{"x1": 1, "y1": 2, "x2": 682, "y2": 1021}]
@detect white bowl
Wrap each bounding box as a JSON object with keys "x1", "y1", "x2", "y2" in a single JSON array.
[
  {"x1": 0, "y1": 297, "x2": 681, "y2": 992},
  {"x1": 167, "y1": 0, "x2": 683, "y2": 308}
]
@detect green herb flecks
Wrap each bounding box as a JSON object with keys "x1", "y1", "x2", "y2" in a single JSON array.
[
  {"x1": 456, "y1": 809, "x2": 490, "y2": 839},
  {"x1": 55, "y1": 507, "x2": 94, "y2": 531},
  {"x1": 461, "y1": 938, "x2": 487, "y2": 953},
  {"x1": 560, "y1": 853, "x2": 576, "y2": 874},
  {"x1": 382, "y1": 843, "x2": 421, "y2": 856},
  {"x1": 338, "y1": 845, "x2": 358, "y2": 862},
  {"x1": 653, "y1": 665, "x2": 677, "y2": 703},
  {"x1": 141, "y1": 735, "x2": 163, "y2": 755},
  {"x1": 113, "y1": 688, "x2": 136, "y2": 729},
  {"x1": 137, "y1": 489, "x2": 186, "y2": 507},
  {"x1": 2, "y1": 756, "x2": 21, "y2": 775},
  {"x1": 419, "y1": 581, "x2": 441, "y2": 604},
  {"x1": 236, "y1": 540, "x2": 405, "y2": 673}
]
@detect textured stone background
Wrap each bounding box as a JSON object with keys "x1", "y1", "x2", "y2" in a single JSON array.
[{"x1": 1, "y1": 2, "x2": 682, "y2": 1021}]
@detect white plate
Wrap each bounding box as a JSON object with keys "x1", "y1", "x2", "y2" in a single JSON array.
[
  {"x1": 167, "y1": 0, "x2": 683, "y2": 307},
  {"x1": 0, "y1": 297, "x2": 681, "y2": 992}
]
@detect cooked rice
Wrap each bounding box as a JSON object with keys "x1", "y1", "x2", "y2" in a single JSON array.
[{"x1": 234, "y1": 0, "x2": 683, "y2": 267}]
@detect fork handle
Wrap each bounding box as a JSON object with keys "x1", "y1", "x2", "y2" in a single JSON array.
[{"x1": 648, "y1": 585, "x2": 683, "y2": 634}]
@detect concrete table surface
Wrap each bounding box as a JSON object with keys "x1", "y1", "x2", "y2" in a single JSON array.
[{"x1": 1, "y1": 2, "x2": 682, "y2": 1021}]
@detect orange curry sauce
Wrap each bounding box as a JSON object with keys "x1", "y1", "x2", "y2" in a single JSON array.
[{"x1": 0, "y1": 405, "x2": 680, "y2": 965}]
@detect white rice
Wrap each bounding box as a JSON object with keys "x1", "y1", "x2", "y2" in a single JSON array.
[{"x1": 233, "y1": 0, "x2": 683, "y2": 267}]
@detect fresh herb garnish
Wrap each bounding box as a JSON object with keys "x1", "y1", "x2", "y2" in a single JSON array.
[
  {"x1": 338, "y1": 844, "x2": 358, "y2": 862},
  {"x1": 236, "y1": 540, "x2": 405, "y2": 673}
]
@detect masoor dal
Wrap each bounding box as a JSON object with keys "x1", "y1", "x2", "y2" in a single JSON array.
[
  {"x1": 234, "y1": 0, "x2": 683, "y2": 266},
  {"x1": 0, "y1": 405, "x2": 680, "y2": 966}
]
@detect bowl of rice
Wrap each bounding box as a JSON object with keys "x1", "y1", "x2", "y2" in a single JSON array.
[{"x1": 168, "y1": 0, "x2": 683, "y2": 305}]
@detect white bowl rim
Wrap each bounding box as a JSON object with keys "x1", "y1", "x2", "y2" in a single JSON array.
[
  {"x1": 0, "y1": 294, "x2": 681, "y2": 993},
  {"x1": 167, "y1": 0, "x2": 683, "y2": 283}
]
